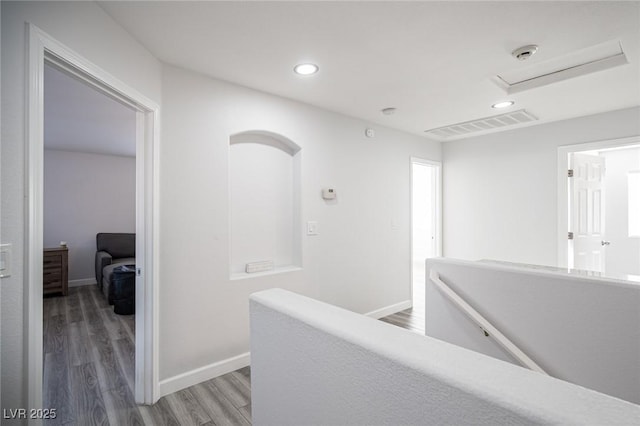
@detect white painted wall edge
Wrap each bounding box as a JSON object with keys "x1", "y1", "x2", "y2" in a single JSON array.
[
  {"x1": 68, "y1": 278, "x2": 96, "y2": 288},
  {"x1": 365, "y1": 300, "x2": 412, "y2": 319},
  {"x1": 157, "y1": 298, "x2": 408, "y2": 397},
  {"x1": 158, "y1": 352, "x2": 251, "y2": 397}
]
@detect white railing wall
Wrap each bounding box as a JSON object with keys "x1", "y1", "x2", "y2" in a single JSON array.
[
  {"x1": 426, "y1": 258, "x2": 640, "y2": 404},
  {"x1": 429, "y1": 269, "x2": 547, "y2": 375},
  {"x1": 250, "y1": 288, "x2": 640, "y2": 425}
]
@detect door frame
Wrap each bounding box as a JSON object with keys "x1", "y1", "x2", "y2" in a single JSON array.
[
  {"x1": 26, "y1": 23, "x2": 160, "y2": 410},
  {"x1": 556, "y1": 135, "x2": 640, "y2": 269},
  {"x1": 410, "y1": 157, "x2": 442, "y2": 306}
]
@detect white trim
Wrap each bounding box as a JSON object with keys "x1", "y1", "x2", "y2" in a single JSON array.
[
  {"x1": 159, "y1": 353, "x2": 251, "y2": 397},
  {"x1": 230, "y1": 265, "x2": 302, "y2": 281},
  {"x1": 26, "y1": 23, "x2": 45, "y2": 415},
  {"x1": 556, "y1": 135, "x2": 640, "y2": 268},
  {"x1": 68, "y1": 278, "x2": 97, "y2": 288},
  {"x1": 409, "y1": 157, "x2": 442, "y2": 309},
  {"x1": 629, "y1": 171, "x2": 640, "y2": 238},
  {"x1": 365, "y1": 300, "x2": 412, "y2": 319},
  {"x1": 26, "y1": 23, "x2": 161, "y2": 409}
]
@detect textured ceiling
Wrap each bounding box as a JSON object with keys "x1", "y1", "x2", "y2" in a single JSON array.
[
  {"x1": 46, "y1": 2, "x2": 639, "y2": 144},
  {"x1": 96, "y1": 1, "x2": 640, "y2": 139}
]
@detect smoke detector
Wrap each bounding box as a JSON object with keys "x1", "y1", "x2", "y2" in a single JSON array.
[{"x1": 512, "y1": 45, "x2": 538, "y2": 61}]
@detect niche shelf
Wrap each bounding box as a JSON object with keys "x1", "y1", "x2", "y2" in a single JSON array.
[{"x1": 229, "y1": 131, "x2": 302, "y2": 279}]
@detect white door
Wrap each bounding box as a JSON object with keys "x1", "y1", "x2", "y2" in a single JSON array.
[
  {"x1": 411, "y1": 160, "x2": 440, "y2": 311},
  {"x1": 571, "y1": 153, "x2": 606, "y2": 272}
]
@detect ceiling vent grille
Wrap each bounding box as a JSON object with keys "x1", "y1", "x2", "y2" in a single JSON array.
[{"x1": 425, "y1": 109, "x2": 538, "y2": 140}]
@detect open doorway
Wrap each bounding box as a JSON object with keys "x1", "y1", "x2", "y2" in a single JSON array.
[
  {"x1": 26, "y1": 24, "x2": 160, "y2": 411},
  {"x1": 42, "y1": 61, "x2": 138, "y2": 420},
  {"x1": 411, "y1": 158, "x2": 441, "y2": 314},
  {"x1": 558, "y1": 137, "x2": 640, "y2": 278}
]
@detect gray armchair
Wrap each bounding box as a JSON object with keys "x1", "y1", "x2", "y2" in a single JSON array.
[{"x1": 95, "y1": 233, "x2": 135, "y2": 303}]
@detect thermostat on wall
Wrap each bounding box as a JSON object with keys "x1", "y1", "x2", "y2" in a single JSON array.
[{"x1": 322, "y1": 188, "x2": 336, "y2": 200}]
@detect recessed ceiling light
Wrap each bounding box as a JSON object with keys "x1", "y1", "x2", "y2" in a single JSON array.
[
  {"x1": 294, "y1": 63, "x2": 319, "y2": 75},
  {"x1": 381, "y1": 107, "x2": 397, "y2": 115},
  {"x1": 492, "y1": 101, "x2": 515, "y2": 109}
]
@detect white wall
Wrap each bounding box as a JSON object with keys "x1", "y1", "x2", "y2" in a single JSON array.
[
  {"x1": 600, "y1": 147, "x2": 640, "y2": 276},
  {"x1": 1, "y1": 1, "x2": 161, "y2": 410},
  {"x1": 442, "y1": 107, "x2": 640, "y2": 266},
  {"x1": 44, "y1": 150, "x2": 136, "y2": 281},
  {"x1": 1, "y1": 0, "x2": 440, "y2": 403},
  {"x1": 229, "y1": 142, "x2": 297, "y2": 274},
  {"x1": 426, "y1": 258, "x2": 640, "y2": 404},
  {"x1": 159, "y1": 64, "x2": 441, "y2": 385},
  {"x1": 250, "y1": 288, "x2": 640, "y2": 425}
]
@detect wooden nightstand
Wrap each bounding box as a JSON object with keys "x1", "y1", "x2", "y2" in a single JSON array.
[{"x1": 43, "y1": 246, "x2": 68, "y2": 296}]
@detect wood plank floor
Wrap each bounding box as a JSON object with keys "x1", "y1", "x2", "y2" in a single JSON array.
[
  {"x1": 379, "y1": 305, "x2": 424, "y2": 335},
  {"x1": 44, "y1": 286, "x2": 422, "y2": 425}
]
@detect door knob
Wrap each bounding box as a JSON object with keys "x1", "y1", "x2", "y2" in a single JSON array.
[{"x1": 601, "y1": 241, "x2": 611, "y2": 246}]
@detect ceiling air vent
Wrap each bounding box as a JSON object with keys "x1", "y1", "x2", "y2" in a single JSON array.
[{"x1": 425, "y1": 109, "x2": 538, "y2": 140}]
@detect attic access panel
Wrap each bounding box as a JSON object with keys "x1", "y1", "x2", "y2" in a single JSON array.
[{"x1": 495, "y1": 41, "x2": 628, "y2": 94}]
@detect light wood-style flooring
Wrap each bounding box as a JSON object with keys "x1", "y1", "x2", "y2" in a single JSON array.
[{"x1": 43, "y1": 285, "x2": 422, "y2": 425}]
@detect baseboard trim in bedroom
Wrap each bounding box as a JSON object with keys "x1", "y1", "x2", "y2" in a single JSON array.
[
  {"x1": 69, "y1": 278, "x2": 97, "y2": 288},
  {"x1": 365, "y1": 299, "x2": 412, "y2": 319},
  {"x1": 159, "y1": 352, "x2": 251, "y2": 397}
]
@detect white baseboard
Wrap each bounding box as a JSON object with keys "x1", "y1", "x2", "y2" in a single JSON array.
[
  {"x1": 158, "y1": 301, "x2": 409, "y2": 397},
  {"x1": 159, "y1": 352, "x2": 251, "y2": 397},
  {"x1": 365, "y1": 299, "x2": 412, "y2": 319},
  {"x1": 69, "y1": 278, "x2": 97, "y2": 288}
]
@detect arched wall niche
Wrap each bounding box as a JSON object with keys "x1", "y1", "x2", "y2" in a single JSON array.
[
  {"x1": 229, "y1": 130, "x2": 302, "y2": 279},
  {"x1": 230, "y1": 130, "x2": 301, "y2": 155}
]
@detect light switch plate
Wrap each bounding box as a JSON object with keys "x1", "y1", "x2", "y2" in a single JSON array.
[
  {"x1": 1, "y1": 244, "x2": 12, "y2": 278},
  {"x1": 307, "y1": 221, "x2": 318, "y2": 236}
]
